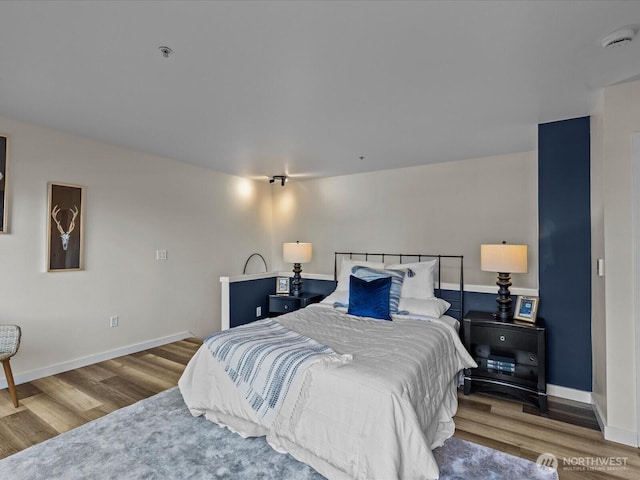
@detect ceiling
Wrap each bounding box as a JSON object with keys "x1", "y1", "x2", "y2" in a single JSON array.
[{"x1": 1, "y1": 1, "x2": 639, "y2": 181}]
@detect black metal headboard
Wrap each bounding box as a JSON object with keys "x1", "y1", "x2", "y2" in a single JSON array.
[{"x1": 334, "y1": 252, "x2": 464, "y2": 320}]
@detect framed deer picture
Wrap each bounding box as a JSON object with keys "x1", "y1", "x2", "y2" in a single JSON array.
[{"x1": 47, "y1": 182, "x2": 84, "y2": 272}]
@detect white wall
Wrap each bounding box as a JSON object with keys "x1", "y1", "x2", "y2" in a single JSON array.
[
  {"x1": 0, "y1": 116, "x2": 272, "y2": 380},
  {"x1": 594, "y1": 78, "x2": 640, "y2": 445},
  {"x1": 270, "y1": 152, "x2": 538, "y2": 290}
]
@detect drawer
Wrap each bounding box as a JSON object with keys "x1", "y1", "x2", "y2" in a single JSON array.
[
  {"x1": 269, "y1": 296, "x2": 300, "y2": 314},
  {"x1": 470, "y1": 324, "x2": 537, "y2": 352}
]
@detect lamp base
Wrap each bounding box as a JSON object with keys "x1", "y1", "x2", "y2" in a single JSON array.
[
  {"x1": 494, "y1": 272, "x2": 514, "y2": 322},
  {"x1": 291, "y1": 263, "x2": 303, "y2": 297}
]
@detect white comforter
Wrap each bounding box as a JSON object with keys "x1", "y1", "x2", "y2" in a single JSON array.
[{"x1": 179, "y1": 304, "x2": 476, "y2": 480}]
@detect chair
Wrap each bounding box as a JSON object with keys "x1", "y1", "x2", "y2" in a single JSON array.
[{"x1": 0, "y1": 325, "x2": 21, "y2": 407}]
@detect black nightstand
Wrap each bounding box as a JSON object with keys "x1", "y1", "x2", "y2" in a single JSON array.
[
  {"x1": 268, "y1": 293, "x2": 324, "y2": 316},
  {"x1": 463, "y1": 310, "x2": 547, "y2": 413}
]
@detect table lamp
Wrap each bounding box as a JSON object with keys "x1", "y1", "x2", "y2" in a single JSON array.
[
  {"x1": 481, "y1": 242, "x2": 528, "y2": 321},
  {"x1": 283, "y1": 241, "x2": 313, "y2": 297}
]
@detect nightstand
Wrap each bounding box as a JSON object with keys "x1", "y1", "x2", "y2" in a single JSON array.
[
  {"x1": 463, "y1": 310, "x2": 547, "y2": 413},
  {"x1": 268, "y1": 293, "x2": 324, "y2": 316}
]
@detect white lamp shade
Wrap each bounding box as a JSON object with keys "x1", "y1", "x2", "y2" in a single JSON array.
[
  {"x1": 481, "y1": 244, "x2": 528, "y2": 273},
  {"x1": 283, "y1": 242, "x2": 313, "y2": 264}
]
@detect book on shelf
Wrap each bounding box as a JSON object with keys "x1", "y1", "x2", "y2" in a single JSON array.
[
  {"x1": 487, "y1": 359, "x2": 515, "y2": 368},
  {"x1": 487, "y1": 363, "x2": 516, "y2": 373},
  {"x1": 486, "y1": 354, "x2": 516, "y2": 373}
]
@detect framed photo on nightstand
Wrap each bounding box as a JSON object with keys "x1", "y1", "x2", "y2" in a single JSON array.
[
  {"x1": 276, "y1": 276, "x2": 290, "y2": 295},
  {"x1": 514, "y1": 295, "x2": 539, "y2": 323}
]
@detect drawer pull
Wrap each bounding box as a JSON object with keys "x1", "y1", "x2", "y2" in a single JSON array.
[{"x1": 499, "y1": 335, "x2": 506, "y2": 342}]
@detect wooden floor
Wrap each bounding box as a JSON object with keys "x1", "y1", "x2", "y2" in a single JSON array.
[
  {"x1": 1, "y1": 339, "x2": 638, "y2": 480},
  {"x1": 0, "y1": 338, "x2": 201, "y2": 460},
  {"x1": 455, "y1": 393, "x2": 640, "y2": 479}
]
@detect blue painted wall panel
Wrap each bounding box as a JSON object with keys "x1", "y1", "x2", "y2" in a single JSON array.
[
  {"x1": 463, "y1": 291, "x2": 501, "y2": 317},
  {"x1": 229, "y1": 278, "x2": 274, "y2": 328},
  {"x1": 229, "y1": 279, "x2": 493, "y2": 326},
  {"x1": 538, "y1": 117, "x2": 592, "y2": 391},
  {"x1": 229, "y1": 277, "x2": 337, "y2": 328},
  {"x1": 297, "y1": 278, "x2": 337, "y2": 296}
]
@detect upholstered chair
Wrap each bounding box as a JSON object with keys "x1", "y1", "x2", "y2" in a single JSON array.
[{"x1": 0, "y1": 325, "x2": 21, "y2": 407}]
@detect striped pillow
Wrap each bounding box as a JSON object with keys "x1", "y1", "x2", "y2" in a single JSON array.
[{"x1": 351, "y1": 266, "x2": 411, "y2": 314}]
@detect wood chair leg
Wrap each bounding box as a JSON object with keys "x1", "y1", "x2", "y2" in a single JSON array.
[{"x1": 2, "y1": 359, "x2": 19, "y2": 407}]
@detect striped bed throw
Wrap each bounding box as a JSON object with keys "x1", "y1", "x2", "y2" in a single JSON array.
[{"x1": 205, "y1": 319, "x2": 342, "y2": 422}]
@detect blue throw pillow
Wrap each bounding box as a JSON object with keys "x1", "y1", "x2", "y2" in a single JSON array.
[
  {"x1": 351, "y1": 266, "x2": 409, "y2": 314},
  {"x1": 347, "y1": 275, "x2": 392, "y2": 320}
]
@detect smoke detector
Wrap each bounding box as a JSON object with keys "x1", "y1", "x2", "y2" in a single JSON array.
[{"x1": 601, "y1": 28, "x2": 635, "y2": 49}]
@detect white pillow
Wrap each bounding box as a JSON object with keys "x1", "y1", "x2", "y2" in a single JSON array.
[
  {"x1": 336, "y1": 258, "x2": 384, "y2": 291},
  {"x1": 397, "y1": 297, "x2": 450, "y2": 318},
  {"x1": 386, "y1": 259, "x2": 437, "y2": 299}
]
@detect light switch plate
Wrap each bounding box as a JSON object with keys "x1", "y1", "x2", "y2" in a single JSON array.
[{"x1": 597, "y1": 258, "x2": 604, "y2": 277}]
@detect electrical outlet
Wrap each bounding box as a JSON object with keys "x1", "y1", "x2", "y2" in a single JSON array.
[
  {"x1": 110, "y1": 315, "x2": 119, "y2": 328},
  {"x1": 256, "y1": 306, "x2": 262, "y2": 317},
  {"x1": 156, "y1": 249, "x2": 167, "y2": 261}
]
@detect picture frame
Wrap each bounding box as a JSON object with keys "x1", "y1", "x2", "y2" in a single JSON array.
[
  {"x1": 0, "y1": 134, "x2": 9, "y2": 233},
  {"x1": 47, "y1": 182, "x2": 85, "y2": 272},
  {"x1": 514, "y1": 295, "x2": 539, "y2": 323},
  {"x1": 276, "y1": 276, "x2": 290, "y2": 295}
]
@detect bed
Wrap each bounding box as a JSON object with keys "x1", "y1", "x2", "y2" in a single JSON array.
[{"x1": 179, "y1": 253, "x2": 476, "y2": 480}]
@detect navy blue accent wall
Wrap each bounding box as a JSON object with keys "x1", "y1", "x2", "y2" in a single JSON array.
[
  {"x1": 229, "y1": 278, "x2": 274, "y2": 328},
  {"x1": 298, "y1": 278, "x2": 337, "y2": 297},
  {"x1": 229, "y1": 277, "x2": 337, "y2": 328},
  {"x1": 538, "y1": 117, "x2": 592, "y2": 391},
  {"x1": 230, "y1": 279, "x2": 495, "y2": 326},
  {"x1": 464, "y1": 291, "x2": 502, "y2": 316}
]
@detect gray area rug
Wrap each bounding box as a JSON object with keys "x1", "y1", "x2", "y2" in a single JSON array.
[{"x1": 0, "y1": 388, "x2": 557, "y2": 479}]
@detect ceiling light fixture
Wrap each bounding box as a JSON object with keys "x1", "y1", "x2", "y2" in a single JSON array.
[
  {"x1": 601, "y1": 28, "x2": 635, "y2": 49},
  {"x1": 269, "y1": 175, "x2": 287, "y2": 186},
  {"x1": 158, "y1": 46, "x2": 173, "y2": 58}
]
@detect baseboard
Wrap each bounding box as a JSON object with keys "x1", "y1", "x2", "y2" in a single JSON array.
[
  {"x1": 546, "y1": 384, "x2": 592, "y2": 403},
  {"x1": 592, "y1": 395, "x2": 606, "y2": 432},
  {"x1": 591, "y1": 394, "x2": 638, "y2": 447},
  {"x1": 603, "y1": 425, "x2": 639, "y2": 447},
  {"x1": 1, "y1": 331, "x2": 195, "y2": 389}
]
